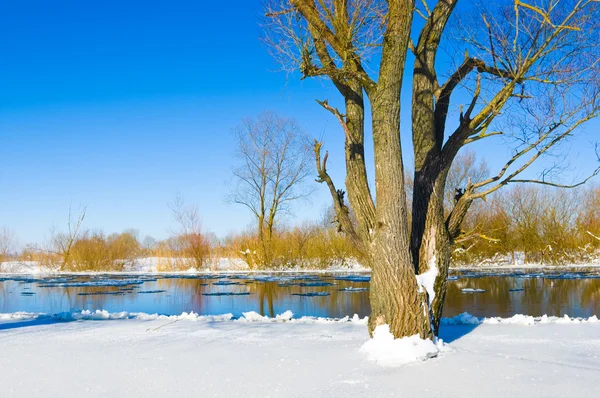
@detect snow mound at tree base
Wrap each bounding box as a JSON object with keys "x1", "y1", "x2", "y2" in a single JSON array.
[{"x1": 359, "y1": 325, "x2": 446, "y2": 367}]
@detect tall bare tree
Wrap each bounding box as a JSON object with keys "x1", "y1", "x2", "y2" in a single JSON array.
[
  {"x1": 264, "y1": 0, "x2": 600, "y2": 339},
  {"x1": 230, "y1": 112, "x2": 313, "y2": 264}
]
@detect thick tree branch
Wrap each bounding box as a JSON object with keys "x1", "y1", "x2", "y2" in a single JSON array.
[{"x1": 314, "y1": 140, "x2": 363, "y2": 251}]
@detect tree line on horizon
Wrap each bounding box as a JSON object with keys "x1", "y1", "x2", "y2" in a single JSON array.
[{"x1": 2, "y1": 164, "x2": 599, "y2": 271}]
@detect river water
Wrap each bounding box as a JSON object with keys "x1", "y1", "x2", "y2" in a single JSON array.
[{"x1": 1, "y1": 271, "x2": 599, "y2": 318}]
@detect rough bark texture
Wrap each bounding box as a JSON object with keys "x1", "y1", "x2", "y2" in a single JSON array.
[
  {"x1": 367, "y1": 0, "x2": 432, "y2": 339},
  {"x1": 410, "y1": 0, "x2": 458, "y2": 335}
]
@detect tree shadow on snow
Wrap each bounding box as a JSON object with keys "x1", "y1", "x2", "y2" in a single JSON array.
[
  {"x1": 438, "y1": 323, "x2": 480, "y2": 344},
  {"x1": 0, "y1": 318, "x2": 72, "y2": 331}
]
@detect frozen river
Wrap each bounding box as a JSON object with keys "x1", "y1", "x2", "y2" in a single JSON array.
[{"x1": 1, "y1": 270, "x2": 599, "y2": 318}]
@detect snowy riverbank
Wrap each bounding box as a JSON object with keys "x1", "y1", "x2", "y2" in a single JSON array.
[
  {"x1": 1, "y1": 311, "x2": 599, "y2": 397},
  {"x1": 2, "y1": 256, "x2": 600, "y2": 275},
  {"x1": 0, "y1": 257, "x2": 369, "y2": 274}
]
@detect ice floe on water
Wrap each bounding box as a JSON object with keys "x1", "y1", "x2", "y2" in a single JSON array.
[
  {"x1": 77, "y1": 291, "x2": 126, "y2": 296},
  {"x1": 297, "y1": 281, "x2": 334, "y2": 287},
  {"x1": 37, "y1": 278, "x2": 156, "y2": 288},
  {"x1": 461, "y1": 288, "x2": 486, "y2": 293},
  {"x1": 332, "y1": 275, "x2": 370, "y2": 282},
  {"x1": 292, "y1": 292, "x2": 330, "y2": 297},
  {"x1": 202, "y1": 291, "x2": 251, "y2": 296},
  {"x1": 338, "y1": 287, "x2": 368, "y2": 292},
  {"x1": 212, "y1": 281, "x2": 243, "y2": 286}
]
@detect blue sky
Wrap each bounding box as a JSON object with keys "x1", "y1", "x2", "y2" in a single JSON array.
[{"x1": 1, "y1": 1, "x2": 598, "y2": 245}]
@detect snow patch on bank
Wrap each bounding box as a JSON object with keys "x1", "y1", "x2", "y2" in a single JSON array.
[
  {"x1": 0, "y1": 312, "x2": 42, "y2": 321},
  {"x1": 1, "y1": 257, "x2": 370, "y2": 274},
  {"x1": 0, "y1": 309, "x2": 368, "y2": 325},
  {"x1": 360, "y1": 325, "x2": 444, "y2": 367},
  {"x1": 3, "y1": 309, "x2": 597, "y2": 326},
  {"x1": 441, "y1": 312, "x2": 600, "y2": 325}
]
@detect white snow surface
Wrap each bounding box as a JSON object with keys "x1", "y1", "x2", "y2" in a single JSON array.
[
  {"x1": 415, "y1": 260, "x2": 439, "y2": 305},
  {"x1": 360, "y1": 325, "x2": 445, "y2": 367},
  {"x1": 0, "y1": 257, "x2": 370, "y2": 274},
  {"x1": 1, "y1": 310, "x2": 599, "y2": 397}
]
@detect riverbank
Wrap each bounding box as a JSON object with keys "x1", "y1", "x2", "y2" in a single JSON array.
[
  {"x1": 1, "y1": 312, "x2": 598, "y2": 397},
  {"x1": 2, "y1": 257, "x2": 600, "y2": 275}
]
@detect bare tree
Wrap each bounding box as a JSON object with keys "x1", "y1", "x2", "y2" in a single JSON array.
[
  {"x1": 230, "y1": 111, "x2": 313, "y2": 265},
  {"x1": 264, "y1": 0, "x2": 600, "y2": 339},
  {"x1": 52, "y1": 204, "x2": 87, "y2": 269},
  {"x1": 168, "y1": 194, "x2": 210, "y2": 268},
  {"x1": 0, "y1": 227, "x2": 18, "y2": 262}
]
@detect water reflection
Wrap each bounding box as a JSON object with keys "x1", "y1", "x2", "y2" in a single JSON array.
[{"x1": 1, "y1": 272, "x2": 599, "y2": 318}]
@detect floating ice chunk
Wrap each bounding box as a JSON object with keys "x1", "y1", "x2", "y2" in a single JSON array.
[
  {"x1": 461, "y1": 288, "x2": 486, "y2": 293},
  {"x1": 137, "y1": 290, "x2": 166, "y2": 294},
  {"x1": 202, "y1": 292, "x2": 251, "y2": 296},
  {"x1": 297, "y1": 282, "x2": 334, "y2": 287},
  {"x1": 338, "y1": 287, "x2": 368, "y2": 292},
  {"x1": 333, "y1": 275, "x2": 370, "y2": 282},
  {"x1": 38, "y1": 279, "x2": 150, "y2": 288},
  {"x1": 291, "y1": 292, "x2": 330, "y2": 297}
]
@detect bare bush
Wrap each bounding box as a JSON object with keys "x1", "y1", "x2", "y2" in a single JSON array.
[{"x1": 165, "y1": 195, "x2": 211, "y2": 270}]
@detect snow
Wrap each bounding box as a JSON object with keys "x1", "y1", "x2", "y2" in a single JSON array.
[
  {"x1": 359, "y1": 325, "x2": 444, "y2": 367},
  {"x1": 1, "y1": 310, "x2": 599, "y2": 397},
  {"x1": 4, "y1": 256, "x2": 600, "y2": 275},
  {"x1": 0, "y1": 257, "x2": 371, "y2": 274},
  {"x1": 416, "y1": 259, "x2": 438, "y2": 305},
  {"x1": 461, "y1": 288, "x2": 486, "y2": 293},
  {"x1": 441, "y1": 312, "x2": 600, "y2": 325}
]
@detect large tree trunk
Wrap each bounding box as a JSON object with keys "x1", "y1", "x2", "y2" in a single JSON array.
[
  {"x1": 368, "y1": 243, "x2": 432, "y2": 339},
  {"x1": 365, "y1": 0, "x2": 433, "y2": 340}
]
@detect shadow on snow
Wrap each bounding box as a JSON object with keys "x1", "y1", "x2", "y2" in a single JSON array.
[{"x1": 438, "y1": 323, "x2": 480, "y2": 344}]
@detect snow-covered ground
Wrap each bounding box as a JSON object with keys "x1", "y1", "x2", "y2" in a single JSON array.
[
  {"x1": 0, "y1": 257, "x2": 369, "y2": 274},
  {"x1": 2, "y1": 256, "x2": 600, "y2": 274},
  {"x1": 1, "y1": 311, "x2": 599, "y2": 397}
]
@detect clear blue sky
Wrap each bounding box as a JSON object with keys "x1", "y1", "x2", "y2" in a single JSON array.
[{"x1": 0, "y1": 1, "x2": 597, "y2": 246}]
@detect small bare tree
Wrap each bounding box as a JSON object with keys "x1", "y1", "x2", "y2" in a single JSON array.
[
  {"x1": 52, "y1": 204, "x2": 86, "y2": 269},
  {"x1": 0, "y1": 227, "x2": 18, "y2": 262},
  {"x1": 230, "y1": 111, "x2": 313, "y2": 265},
  {"x1": 168, "y1": 194, "x2": 210, "y2": 269}
]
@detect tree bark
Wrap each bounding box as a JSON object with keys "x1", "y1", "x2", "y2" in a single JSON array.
[{"x1": 367, "y1": 0, "x2": 432, "y2": 339}]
